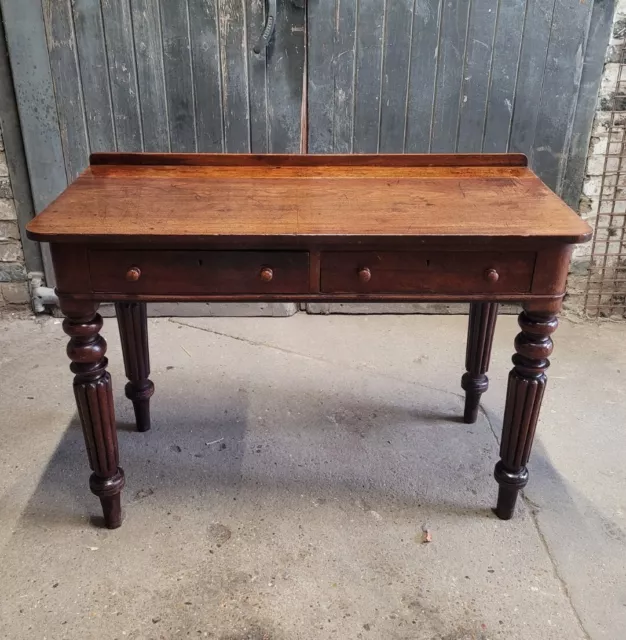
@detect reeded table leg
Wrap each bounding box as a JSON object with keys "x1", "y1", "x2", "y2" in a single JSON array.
[
  {"x1": 494, "y1": 308, "x2": 558, "y2": 520},
  {"x1": 462, "y1": 302, "x2": 498, "y2": 424},
  {"x1": 62, "y1": 302, "x2": 125, "y2": 528},
  {"x1": 115, "y1": 302, "x2": 154, "y2": 432}
]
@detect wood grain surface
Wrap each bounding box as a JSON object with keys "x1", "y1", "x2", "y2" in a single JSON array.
[{"x1": 26, "y1": 154, "x2": 591, "y2": 244}]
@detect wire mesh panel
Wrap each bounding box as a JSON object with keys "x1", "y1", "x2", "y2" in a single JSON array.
[{"x1": 585, "y1": 41, "x2": 626, "y2": 317}]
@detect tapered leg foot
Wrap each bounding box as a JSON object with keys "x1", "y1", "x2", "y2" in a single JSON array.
[
  {"x1": 99, "y1": 495, "x2": 123, "y2": 529},
  {"x1": 493, "y1": 309, "x2": 557, "y2": 520},
  {"x1": 462, "y1": 302, "x2": 498, "y2": 424},
  {"x1": 91, "y1": 469, "x2": 125, "y2": 528},
  {"x1": 116, "y1": 302, "x2": 154, "y2": 432},
  {"x1": 62, "y1": 301, "x2": 125, "y2": 528},
  {"x1": 494, "y1": 461, "x2": 528, "y2": 520},
  {"x1": 461, "y1": 376, "x2": 487, "y2": 424},
  {"x1": 125, "y1": 381, "x2": 154, "y2": 433}
]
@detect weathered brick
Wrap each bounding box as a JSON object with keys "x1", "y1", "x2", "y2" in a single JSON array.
[
  {"x1": 0, "y1": 198, "x2": 16, "y2": 220},
  {"x1": 586, "y1": 154, "x2": 607, "y2": 176},
  {"x1": 591, "y1": 111, "x2": 611, "y2": 134},
  {"x1": 0, "y1": 262, "x2": 27, "y2": 282},
  {"x1": 583, "y1": 178, "x2": 601, "y2": 198},
  {"x1": 0, "y1": 241, "x2": 23, "y2": 262},
  {"x1": 0, "y1": 220, "x2": 20, "y2": 240},
  {"x1": 0, "y1": 125, "x2": 28, "y2": 305},
  {"x1": 0, "y1": 282, "x2": 29, "y2": 305},
  {"x1": 0, "y1": 178, "x2": 12, "y2": 199}
]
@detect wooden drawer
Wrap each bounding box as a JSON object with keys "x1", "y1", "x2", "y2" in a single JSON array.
[
  {"x1": 88, "y1": 250, "x2": 310, "y2": 294},
  {"x1": 320, "y1": 251, "x2": 535, "y2": 294}
]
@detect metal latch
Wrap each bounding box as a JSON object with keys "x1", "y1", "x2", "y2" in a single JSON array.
[
  {"x1": 253, "y1": 0, "x2": 277, "y2": 54},
  {"x1": 254, "y1": 0, "x2": 305, "y2": 54}
]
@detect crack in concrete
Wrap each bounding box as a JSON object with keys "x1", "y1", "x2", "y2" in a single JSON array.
[
  {"x1": 480, "y1": 406, "x2": 501, "y2": 447},
  {"x1": 526, "y1": 503, "x2": 592, "y2": 640},
  {"x1": 480, "y1": 406, "x2": 591, "y2": 640},
  {"x1": 169, "y1": 318, "x2": 465, "y2": 401}
]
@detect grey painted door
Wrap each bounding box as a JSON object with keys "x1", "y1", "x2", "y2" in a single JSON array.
[
  {"x1": 307, "y1": 0, "x2": 615, "y2": 207},
  {"x1": 0, "y1": 0, "x2": 615, "y2": 290},
  {"x1": 0, "y1": 0, "x2": 306, "y2": 286}
]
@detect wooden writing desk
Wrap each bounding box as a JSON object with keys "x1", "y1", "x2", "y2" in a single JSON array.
[{"x1": 26, "y1": 153, "x2": 591, "y2": 529}]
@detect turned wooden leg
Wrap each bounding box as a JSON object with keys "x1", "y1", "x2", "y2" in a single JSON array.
[
  {"x1": 494, "y1": 309, "x2": 558, "y2": 520},
  {"x1": 115, "y1": 302, "x2": 154, "y2": 432},
  {"x1": 461, "y1": 302, "x2": 498, "y2": 424},
  {"x1": 63, "y1": 302, "x2": 124, "y2": 528}
]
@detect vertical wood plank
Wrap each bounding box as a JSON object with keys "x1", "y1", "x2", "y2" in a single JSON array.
[
  {"x1": 307, "y1": 1, "x2": 334, "y2": 153},
  {"x1": 101, "y1": 0, "x2": 143, "y2": 151},
  {"x1": 267, "y1": 0, "x2": 305, "y2": 153},
  {"x1": 332, "y1": 0, "x2": 357, "y2": 153},
  {"x1": 379, "y1": 0, "x2": 413, "y2": 153},
  {"x1": 160, "y1": 1, "x2": 197, "y2": 152},
  {"x1": 431, "y1": 0, "x2": 470, "y2": 152},
  {"x1": 130, "y1": 0, "x2": 169, "y2": 152},
  {"x1": 246, "y1": 0, "x2": 268, "y2": 152},
  {"x1": 531, "y1": 0, "x2": 594, "y2": 191},
  {"x1": 405, "y1": 0, "x2": 442, "y2": 152},
  {"x1": 42, "y1": 0, "x2": 89, "y2": 181},
  {"x1": 0, "y1": 14, "x2": 45, "y2": 273},
  {"x1": 562, "y1": 0, "x2": 616, "y2": 207},
  {"x1": 482, "y1": 0, "x2": 525, "y2": 153},
  {"x1": 218, "y1": 0, "x2": 250, "y2": 152},
  {"x1": 0, "y1": 0, "x2": 66, "y2": 285},
  {"x1": 72, "y1": 0, "x2": 116, "y2": 152},
  {"x1": 353, "y1": 0, "x2": 385, "y2": 153},
  {"x1": 508, "y1": 0, "x2": 556, "y2": 157},
  {"x1": 457, "y1": 0, "x2": 498, "y2": 152},
  {"x1": 307, "y1": 0, "x2": 356, "y2": 154},
  {"x1": 0, "y1": 1, "x2": 67, "y2": 197},
  {"x1": 188, "y1": 0, "x2": 224, "y2": 152}
]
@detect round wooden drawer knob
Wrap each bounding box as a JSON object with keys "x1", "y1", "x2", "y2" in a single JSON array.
[
  {"x1": 484, "y1": 268, "x2": 499, "y2": 283},
  {"x1": 125, "y1": 267, "x2": 141, "y2": 282},
  {"x1": 259, "y1": 267, "x2": 274, "y2": 282},
  {"x1": 358, "y1": 267, "x2": 372, "y2": 283}
]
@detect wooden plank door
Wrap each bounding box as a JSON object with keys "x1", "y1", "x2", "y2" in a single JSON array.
[
  {"x1": 2, "y1": 0, "x2": 615, "y2": 288},
  {"x1": 306, "y1": 0, "x2": 614, "y2": 207},
  {"x1": 1, "y1": 0, "x2": 306, "y2": 287}
]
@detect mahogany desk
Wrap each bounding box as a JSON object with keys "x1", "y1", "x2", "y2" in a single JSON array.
[{"x1": 26, "y1": 153, "x2": 591, "y2": 529}]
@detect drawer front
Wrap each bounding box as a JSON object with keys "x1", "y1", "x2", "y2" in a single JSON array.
[
  {"x1": 89, "y1": 250, "x2": 310, "y2": 294},
  {"x1": 321, "y1": 251, "x2": 535, "y2": 294}
]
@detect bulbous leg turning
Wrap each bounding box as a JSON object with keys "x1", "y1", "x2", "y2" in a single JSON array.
[
  {"x1": 494, "y1": 309, "x2": 558, "y2": 520},
  {"x1": 63, "y1": 302, "x2": 124, "y2": 528}
]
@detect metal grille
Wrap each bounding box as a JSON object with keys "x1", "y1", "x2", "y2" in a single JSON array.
[{"x1": 584, "y1": 41, "x2": 626, "y2": 317}]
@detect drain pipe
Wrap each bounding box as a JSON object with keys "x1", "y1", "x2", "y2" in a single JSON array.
[{"x1": 29, "y1": 272, "x2": 57, "y2": 313}]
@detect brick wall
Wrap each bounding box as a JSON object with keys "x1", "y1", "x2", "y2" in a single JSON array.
[
  {"x1": 569, "y1": 0, "x2": 626, "y2": 317},
  {"x1": 0, "y1": 127, "x2": 29, "y2": 307}
]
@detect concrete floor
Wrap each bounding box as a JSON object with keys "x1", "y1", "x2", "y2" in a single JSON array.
[{"x1": 0, "y1": 312, "x2": 625, "y2": 639}]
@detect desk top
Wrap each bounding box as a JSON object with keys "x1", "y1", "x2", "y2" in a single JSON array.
[{"x1": 26, "y1": 153, "x2": 592, "y2": 245}]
